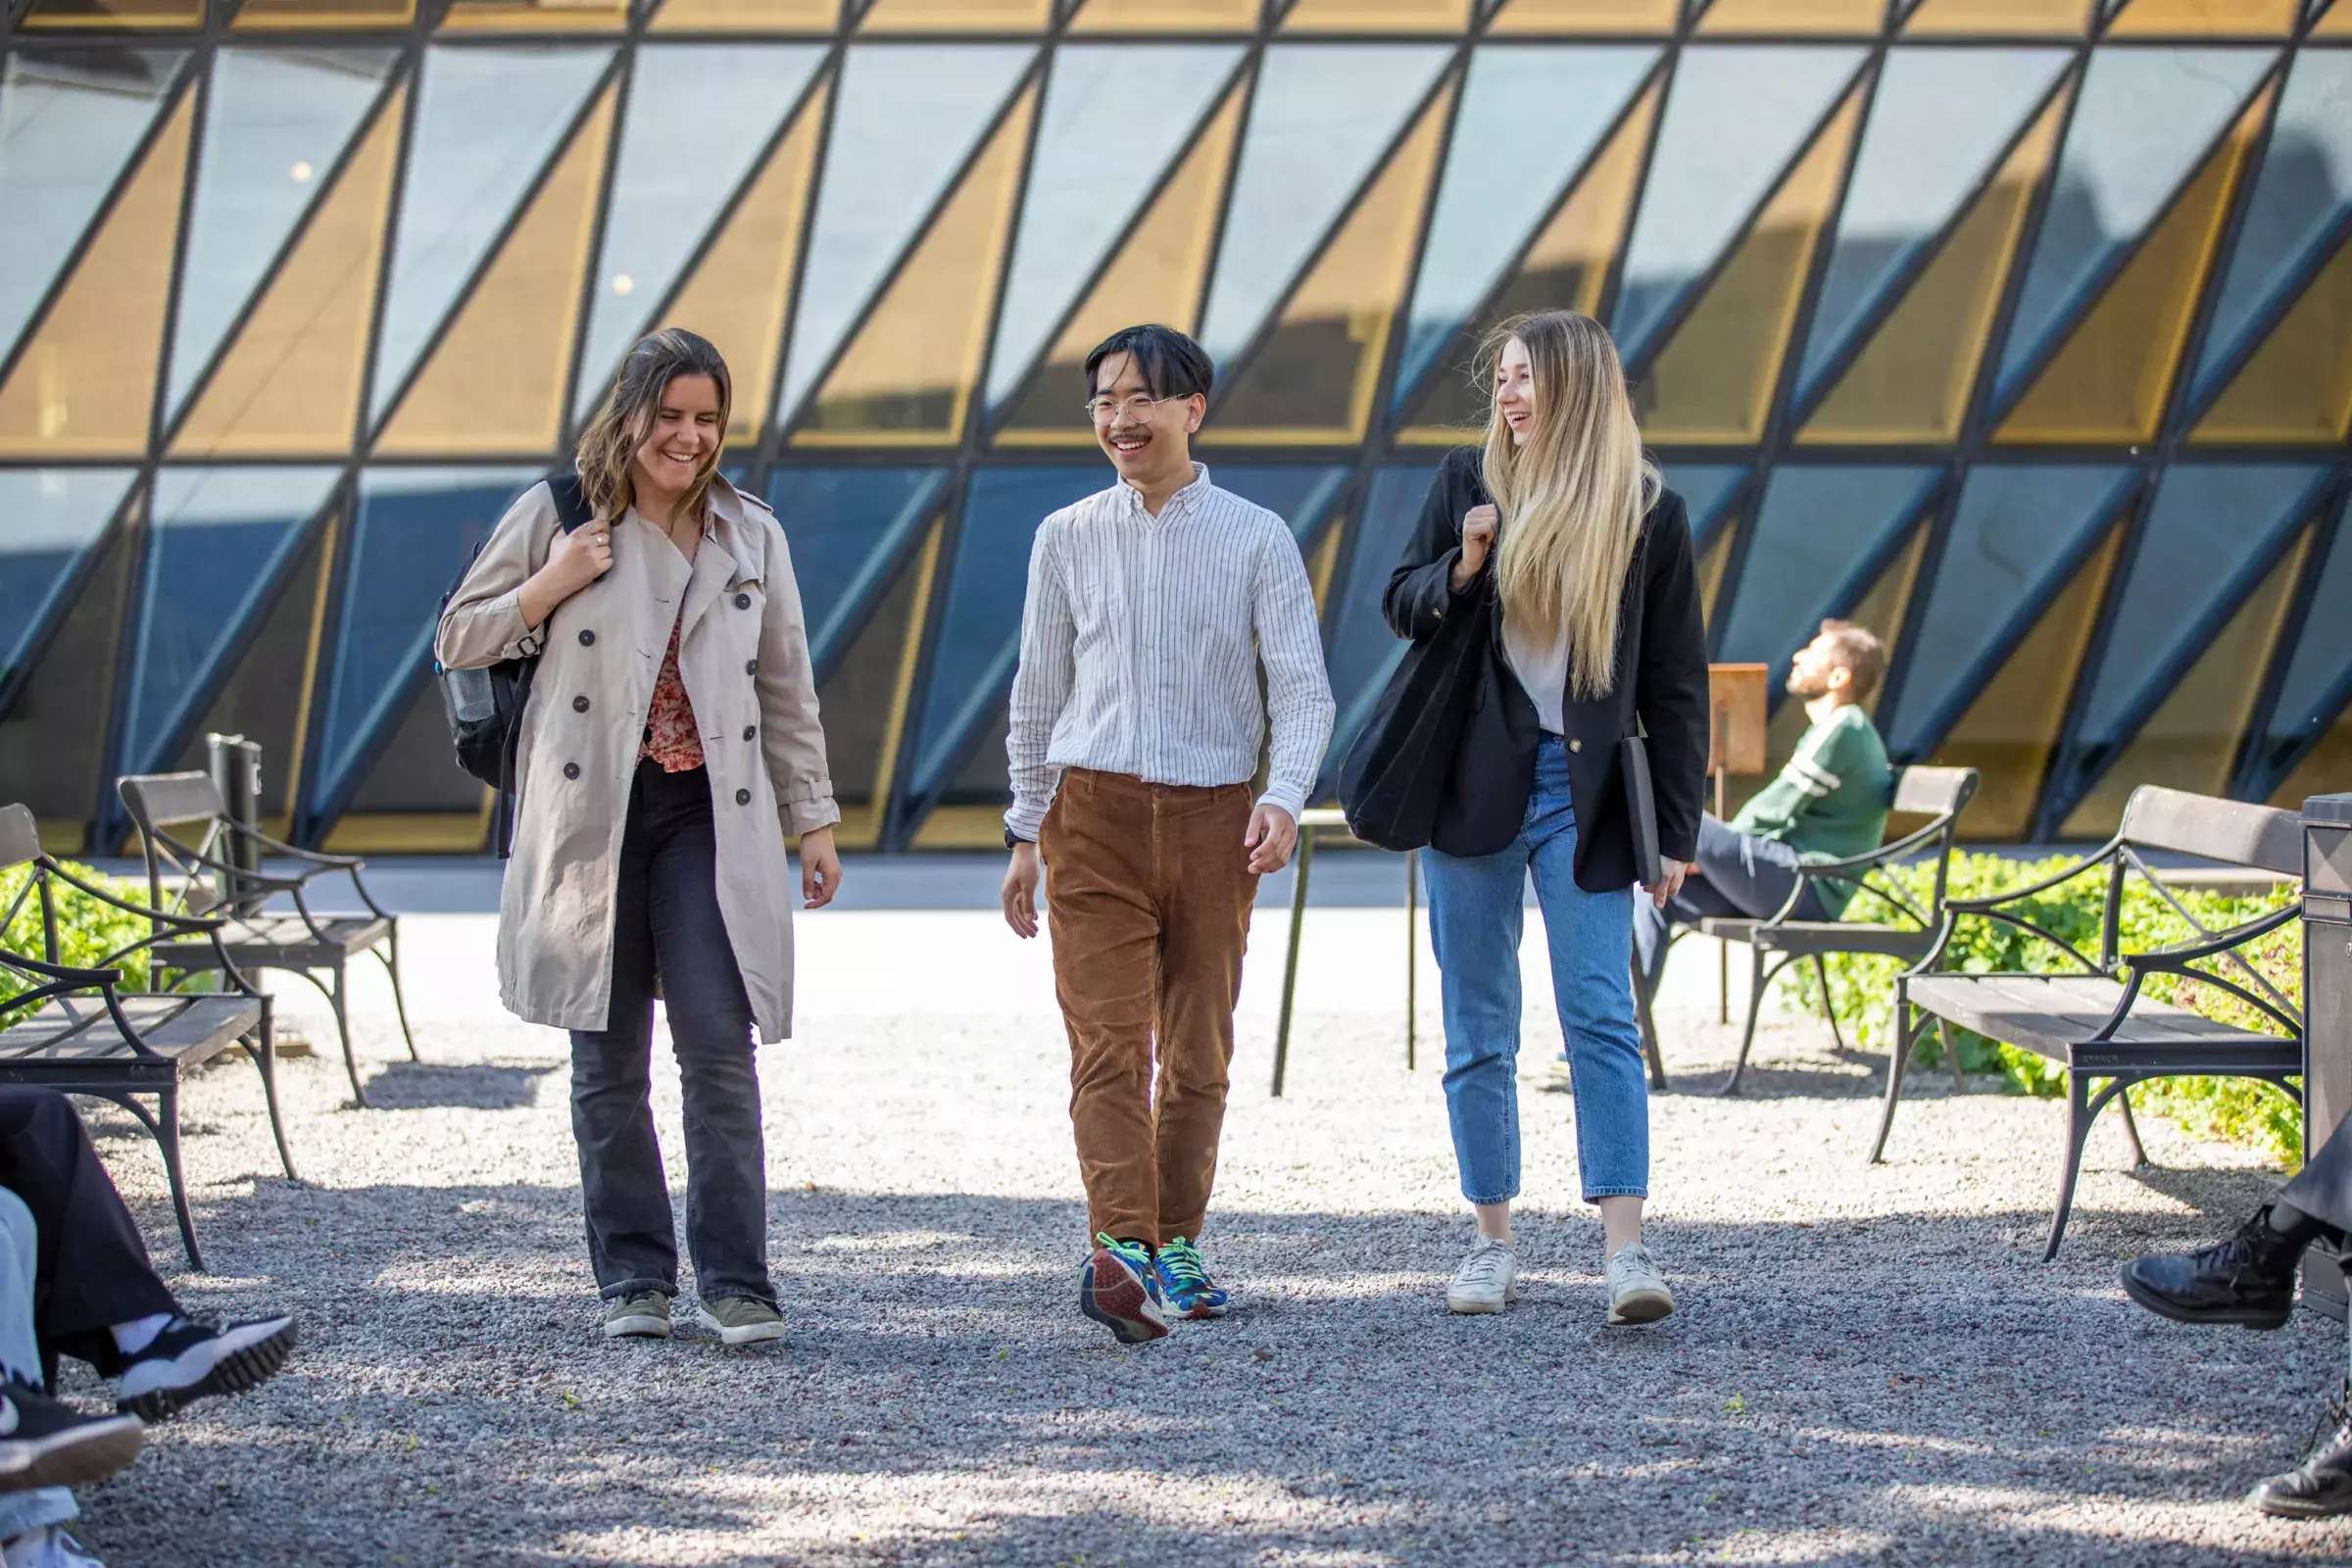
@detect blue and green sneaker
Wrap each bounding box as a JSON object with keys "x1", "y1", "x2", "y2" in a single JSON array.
[
  {"x1": 1079, "y1": 1235, "x2": 1169, "y2": 1346},
  {"x1": 1152, "y1": 1236, "x2": 1229, "y2": 1320}
]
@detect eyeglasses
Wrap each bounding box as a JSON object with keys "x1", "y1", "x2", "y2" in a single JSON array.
[{"x1": 1083, "y1": 391, "x2": 1189, "y2": 423}]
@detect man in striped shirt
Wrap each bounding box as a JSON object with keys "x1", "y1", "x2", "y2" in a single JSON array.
[{"x1": 1000, "y1": 324, "x2": 1335, "y2": 1347}]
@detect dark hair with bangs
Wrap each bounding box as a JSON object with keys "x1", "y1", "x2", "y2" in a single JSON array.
[{"x1": 1081, "y1": 324, "x2": 1215, "y2": 401}]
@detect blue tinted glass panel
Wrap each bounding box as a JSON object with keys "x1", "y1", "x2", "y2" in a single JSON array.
[
  {"x1": 762, "y1": 466, "x2": 948, "y2": 671},
  {"x1": 122, "y1": 466, "x2": 340, "y2": 775},
  {"x1": 573, "y1": 44, "x2": 822, "y2": 420},
  {"x1": 1396, "y1": 45, "x2": 1656, "y2": 408},
  {"x1": 319, "y1": 467, "x2": 541, "y2": 807},
  {"x1": 1886, "y1": 464, "x2": 2132, "y2": 757},
  {"x1": 1198, "y1": 43, "x2": 1451, "y2": 364},
  {"x1": 1213, "y1": 465, "x2": 1349, "y2": 543},
  {"x1": 1717, "y1": 466, "x2": 1939, "y2": 683},
  {"x1": 0, "y1": 52, "x2": 183, "y2": 367},
  {"x1": 370, "y1": 47, "x2": 611, "y2": 418},
  {"x1": 168, "y1": 50, "x2": 391, "y2": 415},
  {"x1": 988, "y1": 44, "x2": 1240, "y2": 407},
  {"x1": 2267, "y1": 492, "x2": 2352, "y2": 748},
  {"x1": 2192, "y1": 50, "x2": 2352, "y2": 395},
  {"x1": 0, "y1": 468, "x2": 138, "y2": 686},
  {"x1": 1612, "y1": 45, "x2": 1863, "y2": 365},
  {"x1": 1324, "y1": 464, "x2": 1436, "y2": 768},
  {"x1": 2073, "y1": 463, "x2": 2327, "y2": 750},
  {"x1": 1994, "y1": 46, "x2": 2273, "y2": 400},
  {"x1": 1797, "y1": 46, "x2": 2069, "y2": 399},
  {"x1": 780, "y1": 44, "x2": 1033, "y2": 423},
  {"x1": 908, "y1": 466, "x2": 1105, "y2": 795},
  {"x1": 1659, "y1": 463, "x2": 1746, "y2": 552}
]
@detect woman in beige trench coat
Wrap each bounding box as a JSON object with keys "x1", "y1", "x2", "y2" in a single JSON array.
[{"x1": 435, "y1": 329, "x2": 839, "y2": 1347}]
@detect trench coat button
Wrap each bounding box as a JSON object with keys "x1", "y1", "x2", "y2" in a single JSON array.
[
  {"x1": 734, "y1": 787, "x2": 751, "y2": 806},
  {"x1": 742, "y1": 725, "x2": 756, "y2": 742},
  {"x1": 572, "y1": 695, "x2": 590, "y2": 713},
  {"x1": 562, "y1": 761, "x2": 581, "y2": 780},
  {"x1": 745, "y1": 659, "x2": 758, "y2": 676},
  {"x1": 734, "y1": 592, "x2": 751, "y2": 610},
  {"x1": 1569, "y1": 739, "x2": 1582, "y2": 753},
  {"x1": 578, "y1": 629, "x2": 595, "y2": 647}
]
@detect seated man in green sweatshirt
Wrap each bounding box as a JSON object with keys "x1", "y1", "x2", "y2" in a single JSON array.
[{"x1": 1632, "y1": 619, "x2": 1893, "y2": 992}]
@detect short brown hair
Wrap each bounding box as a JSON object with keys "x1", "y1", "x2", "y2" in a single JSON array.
[{"x1": 1818, "y1": 619, "x2": 1886, "y2": 701}]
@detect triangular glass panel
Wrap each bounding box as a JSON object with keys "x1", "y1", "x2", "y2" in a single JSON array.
[
  {"x1": 986, "y1": 44, "x2": 1241, "y2": 410},
  {"x1": 1902, "y1": 0, "x2": 2090, "y2": 31},
  {"x1": 2192, "y1": 231, "x2": 2352, "y2": 444},
  {"x1": 1610, "y1": 44, "x2": 1865, "y2": 366},
  {"x1": 777, "y1": 44, "x2": 1034, "y2": 427},
  {"x1": 1324, "y1": 464, "x2": 1444, "y2": 768},
  {"x1": 860, "y1": 0, "x2": 1051, "y2": 25},
  {"x1": 0, "y1": 468, "x2": 139, "y2": 689},
  {"x1": 2190, "y1": 50, "x2": 2352, "y2": 400},
  {"x1": 2257, "y1": 491, "x2": 2352, "y2": 784},
  {"x1": 2068, "y1": 464, "x2": 2327, "y2": 760},
  {"x1": 2319, "y1": 0, "x2": 2352, "y2": 33},
  {"x1": 1067, "y1": 0, "x2": 1257, "y2": 27},
  {"x1": 1697, "y1": 0, "x2": 1881, "y2": 28},
  {"x1": 1488, "y1": 0, "x2": 1678, "y2": 27},
  {"x1": 2108, "y1": 0, "x2": 2296, "y2": 31},
  {"x1": 317, "y1": 467, "x2": 542, "y2": 811},
  {"x1": 1887, "y1": 466, "x2": 2132, "y2": 756},
  {"x1": 761, "y1": 467, "x2": 949, "y2": 672},
  {"x1": 1990, "y1": 46, "x2": 2273, "y2": 403},
  {"x1": 1395, "y1": 45, "x2": 1658, "y2": 411},
  {"x1": 167, "y1": 48, "x2": 394, "y2": 417},
  {"x1": 907, "y1": 466, "x2": 1106, "y2": 797},
  {"x1": 1210, "y1": 466, "x2": 1350, "y2": 545},
  {"x1": 1282, "y1": 0, "x2": 1470, "y2": 25},
  {"x1": 0, "y1": 508, "x2": 140, "y2": 855},
  {"x1": 1659, "y1": 464, "x2": 1747, "y2": 554},
  {"x1": 368, "y1": 45, "x2": 612, "y2": 421},
  {"x1": 122, "y1": 466, "x2": 340, "y2": 777},
  {"x1": 1715, "y1": 466, "x2": 1940, "y2": 690},
  {"x1": 1196, "y1": 43, "x2": 1452, "y2": 366},
  {"x1": 1796, "y1": 46, "x2": 2069, "y2": 400},
  {"x1": 169, "y1": 528, "x2": 332, "y2": 838},
  {"x1": 571, "y1": 46, "x2": 823, "y2": 423},
  {"x1": 0, "y1": 51, "x2": 184, "y2": 371},
  {"x1": 652, "y1": 0, "x2": 838, "y2": 28},
  {"x1": 818, "y1": 522, "x2": 933, "y2": 852}
]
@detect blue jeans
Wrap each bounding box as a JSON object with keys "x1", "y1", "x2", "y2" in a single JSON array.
[
  {"x1": 0, "y1": 1189, "x2": 74, "y2": 1542},
  {"x1": 1424, "y1": 735, "x2": 1649, "y2": 1205}
]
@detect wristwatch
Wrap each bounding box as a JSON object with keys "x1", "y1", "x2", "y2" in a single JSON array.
[{"x1": 1004, "y1": 827, "x2": 1032, "y2": 851}]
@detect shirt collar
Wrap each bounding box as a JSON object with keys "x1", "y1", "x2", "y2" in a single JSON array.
[{"x1": 1119, "y1": 462, "x2": 1211, "y2": 520}]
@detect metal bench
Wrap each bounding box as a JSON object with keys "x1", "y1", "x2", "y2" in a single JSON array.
[
  {"x1": 118, "y1": 772, "x2": 417, "y2": 1109},
  {"x1": 0, "y1": 804, "x2": 291, "y2": 1270},
  {"x1": 1636, "y1": 765, "x2": 1979, "y2": 1096},
  {"x1": 1871, "y1": 784, "x2": 2305, "y2": 1259},
  {"x1": 1270, "y1": 808, "x2": 1419, "y2": 1098}
]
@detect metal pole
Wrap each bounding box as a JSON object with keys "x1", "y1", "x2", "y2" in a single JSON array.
[
  {"x1": 1714, "y1": 765, "x2": 1729, "y2": 1025},
  {"x1": 1405, "y1": 847, "x2": 1418, "y2": 1071},
  {"x1": 206, "y1": 733, "x2": 265, "y2": 915},
  {"x1": 1271, "y1": 830, "x2": 1314, "y2": 1098}
]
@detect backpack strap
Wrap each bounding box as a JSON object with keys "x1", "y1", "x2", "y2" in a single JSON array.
[{"x1": 546, "y1": 471, "x2": 595, "y2": 533}]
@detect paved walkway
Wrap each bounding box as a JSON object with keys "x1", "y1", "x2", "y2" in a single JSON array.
[{"x1": 59, "y1": 906, "x2": 2351, "y2": 1566}]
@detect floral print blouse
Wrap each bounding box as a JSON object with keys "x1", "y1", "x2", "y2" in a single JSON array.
[{"x1": 639, "y1": 611, "x2": 705, "y2": 772}]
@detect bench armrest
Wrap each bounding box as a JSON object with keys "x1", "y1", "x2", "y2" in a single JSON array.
[
  {"x1": 1944, "y1": 843, "x2": 2119, "y2": 914},
  {"x1": 0, "y1": 951, "x2": 122, "y2": 986},
  {"x1": 40, "y1": 859, "x2": 232, "y2": 933},
  {"x1": 225, "y1": 819, "x2": 365, "y2": 871}
]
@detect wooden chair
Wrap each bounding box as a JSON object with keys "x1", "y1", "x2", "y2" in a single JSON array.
[
  {"x1": 1874, "y1": 785, "x2": 2305, "y2": 1259},
  {"x1": 0, "y1": 804, "x2": 291, "y2": 1269},
  {"x1": 118, "y1": 772, "x2": 417, "y2": 1108}
]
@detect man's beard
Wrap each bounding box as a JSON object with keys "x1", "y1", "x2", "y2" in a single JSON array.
[{"x1": 1787, "y1": 667, "x2": 1831, "y2": 699}]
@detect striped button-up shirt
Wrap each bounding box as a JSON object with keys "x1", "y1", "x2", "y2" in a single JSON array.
[{"x1": 1005, "y1": 465, "x2": 1336, "y2": 842}]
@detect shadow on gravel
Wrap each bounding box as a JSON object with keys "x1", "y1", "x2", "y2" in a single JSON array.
[{"x1": 360, "y1": 1059, "x2": 560, "y2": 1110}]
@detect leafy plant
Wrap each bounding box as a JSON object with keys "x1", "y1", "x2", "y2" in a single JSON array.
[{"x1": 0, "y1": 861, "x2": 154, "y2": 1012}]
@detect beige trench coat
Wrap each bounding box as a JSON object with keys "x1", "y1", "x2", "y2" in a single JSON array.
[{"x1": 434, "y1": 475, "x2": 838, "y2": 1044}]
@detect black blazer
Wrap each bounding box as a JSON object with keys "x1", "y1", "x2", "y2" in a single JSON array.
[{"x1": 1381, "y1": 445, "x2": 1710, "y2": 893}]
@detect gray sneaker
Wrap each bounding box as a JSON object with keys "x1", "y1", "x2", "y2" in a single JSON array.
[
  {"x1": 602, "y1": 1292, "x2": 671, "y2": 1340},
  {"x1": 699, "y1": 1297, "x2": 786, "y2": 1346},
  {"x1": 1605, "y1": 1241, "x2": 1675, "y2": 1326},
  {"x1": 1446, "y1": 1236, "x2": 1519, "y2": 1314}
]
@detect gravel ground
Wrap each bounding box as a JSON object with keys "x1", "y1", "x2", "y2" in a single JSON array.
[{"x1": 53, "y1": 906, "x2": 2352, "y2": 1567}]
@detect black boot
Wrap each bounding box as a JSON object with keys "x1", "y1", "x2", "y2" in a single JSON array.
[
  {"x1": 2120, "y1": 1204, "x2": 2303, "y2": 1329},
  {"x1": 2252, "y1": 1381, "x2": 2352, "y2": 1519}
]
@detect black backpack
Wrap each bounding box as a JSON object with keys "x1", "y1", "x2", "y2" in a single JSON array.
[{"x1": 436, "y1": 472, "x2": 595, "y2": 857}]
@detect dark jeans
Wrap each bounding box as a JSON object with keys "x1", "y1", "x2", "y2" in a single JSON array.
[
  {"x1": 2283, "y1": 1108, "x2": 2352, "y2": 1243},
  {"x1": 1633, "y1": 814, "x2": 1827, "y2": 991},
  {"x1": 0, "y1": 1089, "x2": 179, "y2": 1381},
  {"x1": 569, "y1": 761, "x2": 774, "y2": 1306}
]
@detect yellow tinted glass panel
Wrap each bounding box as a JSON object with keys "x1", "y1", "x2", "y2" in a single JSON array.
[
  {"x1": 995, "y1": 84, "x2": 1242, "y2": 445},
  {"x1": 660, "y1": 85, "x2": 825, "y2": 442},
  {"x1": 2271, "y1": 707, "x2": 2352, "y2": 808},
  {"x1": 1283, "y1": 0, "x2": 1470, "y2": 28},
  {"x1": 652, "y1": 0, "x2": 835, "y2": 25},
  {"x1": 2318, "y1": 0, "x2": 2352, "y2": 35},
  {"x1": 1071, "y1": 0, "x2": 1257, "y2": 26},
  {"x1": 1636, "y1": 87, "x2": 1861, "y2": 444},
  {"x1": 1696, "y1": 516, "x2": 1739, "y2": 629},
  {"x1": 1699, "y1": 0, "x2": 1882, "y2": 31},
  {"x1": 20, "y1": 0, "x2": 201, "y2": 26},
  {"x1": 376, "y1": 83, "x2": 616, "y2": 455},
  {"x1": 1842, "y1": 526, "x2": 1929, "y2": 713},
  {"x1": 1932, "y1": 522, "x2": 2121, "y2": 839},
  {"x1": 799, "y1": 85, "x2": 1035, "y2": 445},
  {"x1": 1801, "y1": 91, "x2": 2061, "y2": 445},
  {"x1": 1214, "y1": 79, "x2": 1452, "y2": 445},
  {"x1": 860, "y1": 0, "x2": 1049, "y2": 25},
  {"x1": 1398, "y1": 80, "x2": 1657, "y2": 444},
  {"x1": 1903, "y1": 0, "x2": 2089, "y2": 30},
  {"x1": 0, "y1": 90, "x2": 192, "y2": 458},
  {"x1": 234, "y1": 0, "x2": 413, "y2": 24},
  {"x1": 1995, "y1": 87, "x2": 2266, "y2": 446},
  {"x1": 2109, "y1": 0, "x2": 2296, "y2": 31},
  {"x1": 1489, "y1": 0, "x2": 1677, "y2": 29},
  {"x1": 442, "y1": 0, "x2": 624, "y2": 28},
  {"x1": 821, "y1": 516, "x2": 938, "y2": 851},
  {"x1": 174, "y1": 83, "x2": 406, "y2": 458},
  {"x1": 2191, "y1": 233, "x2": 2352, "y2": 446},
  {"x1": 2059, "y1": 531, "x2": 2309, "y2": 839}
]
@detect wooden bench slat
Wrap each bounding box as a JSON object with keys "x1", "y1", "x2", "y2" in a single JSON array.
[
  {"x1": 1907, "y1": 973, "x2": 2289, "y2": 1060},
  {"x1": 0, "y1": 995, "x2": 261, "y2": 1064},
  {"x1": 155, "y1": 913, "x2": 389, "y2": 968}
]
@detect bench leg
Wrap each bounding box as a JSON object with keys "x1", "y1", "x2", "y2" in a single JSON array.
[
  {"x1": 2045, "y1": 1071, "x2": 2099, "y2": 1261},
  {"x1": 1941, "y1": 1019, "x2": 1964, "y2": 1090},
  {"x1": 1810, "y1": 955, "x2": 1845, "y2": 1054},
  {"x1": 2116, "y1": 1081, "x2": 2147, "y2": 1167},
  {"x1": 326, "y1": 963, "x2": 368, "y2": 1109},
  {"x1": 1632, "y1": 954, "x2": 1668, "y2": 1092},
  {"x1": 1271, "y1": 831, "x2": 1313, "y2": 1099},
  {"x1": 153, "y1": 1087, "x2": 206, "y2": 1274},
  {"x1": 249, "y1": 1005, "x2": 298, "y2": 1182},
  {"x1": 1722, "y1": 949, "x2": 1788, "y2": 1098},
  {"x1": 380, "y1": 926, "x2": 420, "y2": 1063},
  {"x1": 1868, "y1": 986, "x2": 1921, "y2": 1164}
]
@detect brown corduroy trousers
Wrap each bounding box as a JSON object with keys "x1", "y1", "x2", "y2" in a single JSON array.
[{"x1": 1041, "y1": 769, "x2": 1258, "y2": 1248}]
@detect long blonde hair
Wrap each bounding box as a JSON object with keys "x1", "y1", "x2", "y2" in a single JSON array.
[
  {"x1": 574, "y1": 328, "x2": 733, "y2": 522},
  {"x1": 1480, "y1": 311, "x2": 1658, "y2": 700}
]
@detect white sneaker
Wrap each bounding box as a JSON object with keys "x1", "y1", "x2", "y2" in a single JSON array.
[
  {"x1": 1446, "y1": 1236, "x2": 1519, "y2": 1314},
  {"x1": 3, "y1": 1527, "x2": 106, "y2": 1568},
  {"x1": 1606, "y1": 1241, "x2": 1675, "y2": 1326}
]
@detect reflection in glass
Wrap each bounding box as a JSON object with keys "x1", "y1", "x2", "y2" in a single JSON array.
[
  {"x1": 2258, "y1": 497, "x2": 2352, "y2": 777},
  {"x1": 1715, "y1": 466, "x2": 1938, "y2": 689},
  {"x1": 0, "y1": 468, "x2": 138, "y2": 687},
  {"x1": 761, "y1": 468, "x2": 948, "y2": 670},
  {"x1": 1205, "y1": 466, "x2": 1349, "y2": 547},
  {"x1": 1660, "y1": 465, "x2": 1747, "y2": 557},
  {"x1": 2194, "y1": 235, "x2": 2352, "y2": 443}
]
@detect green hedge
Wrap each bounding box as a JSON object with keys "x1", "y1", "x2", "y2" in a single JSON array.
[
  {"x1": 0, "y1": 861, "x2": 153, "y2": 1011},
  {"x1": 1788, "y1": 851, "x2": 2305, "y2": 1167}
]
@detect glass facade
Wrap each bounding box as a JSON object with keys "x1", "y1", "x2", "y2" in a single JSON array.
[{"x1": 0, "y1": 0, "x2": 2346, "y2": 855}]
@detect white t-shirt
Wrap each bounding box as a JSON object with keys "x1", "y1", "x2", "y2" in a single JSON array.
[{"x1": 1500, "y1": 610, "x2": 1569, "y2": 735}]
